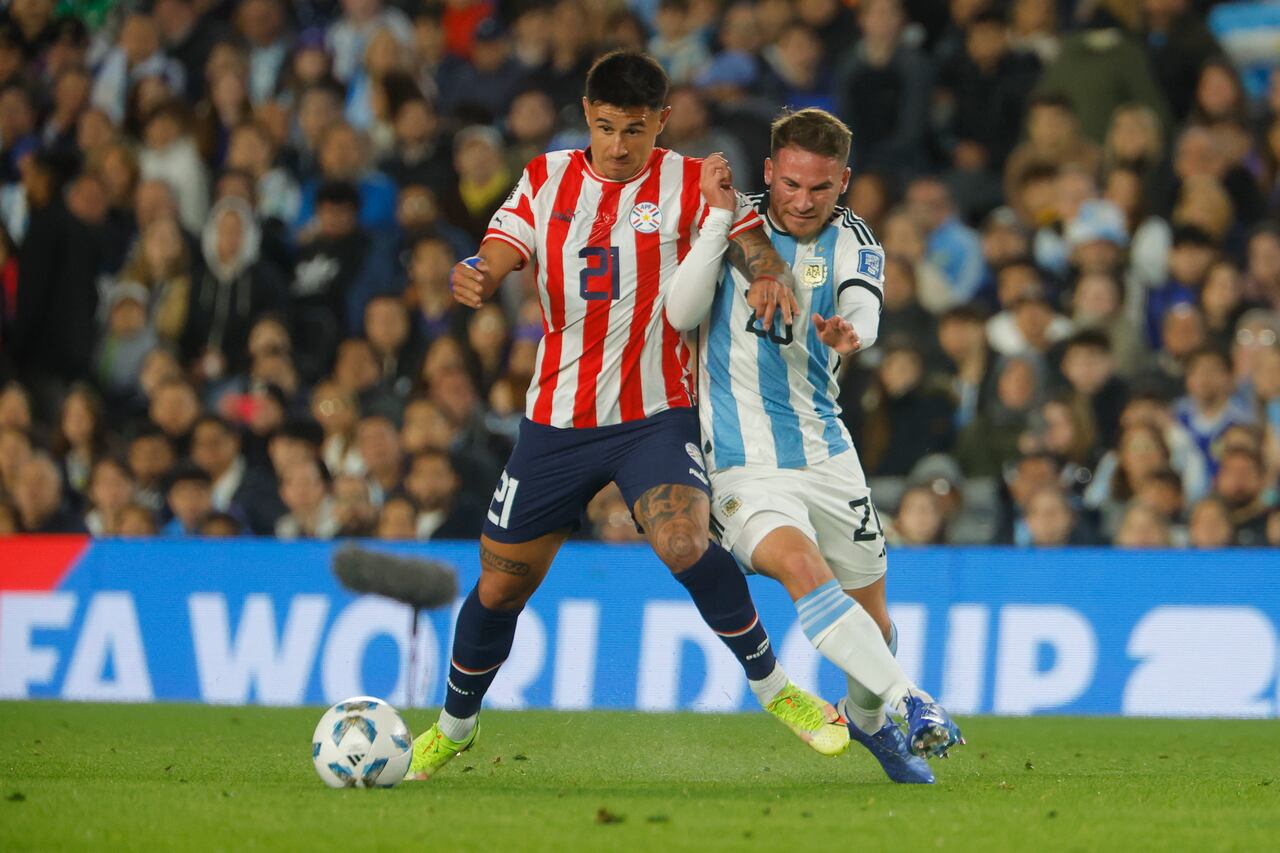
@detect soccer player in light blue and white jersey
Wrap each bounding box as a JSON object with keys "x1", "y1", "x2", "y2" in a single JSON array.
[{"x1": 666, "y1": 109, "x2": 963, "y2": 781}]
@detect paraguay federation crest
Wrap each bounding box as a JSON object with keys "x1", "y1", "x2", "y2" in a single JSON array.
[
  {"x1": 799, "y1": 256, "x2": 828, "y2": 288},
  {"x1": 629, "y1": 201, "x2": 662, "y2": 233}
]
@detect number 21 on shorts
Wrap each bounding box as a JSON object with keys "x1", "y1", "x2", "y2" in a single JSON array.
[{"x1": 487, "y1": 471, "x2": 521, "y2": 529}]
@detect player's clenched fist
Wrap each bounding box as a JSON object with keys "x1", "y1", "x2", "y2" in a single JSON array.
[
  {"x1": 451, "y1": 256, "x2": 490, "y2": 309},
  {"x1": 700, "y1": 152, "x2": 736, "y2": 211}
]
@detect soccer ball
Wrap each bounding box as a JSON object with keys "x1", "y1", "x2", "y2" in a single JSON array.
[{"x1": 311, "y1": 696, "x2": 413, "y2": 788}]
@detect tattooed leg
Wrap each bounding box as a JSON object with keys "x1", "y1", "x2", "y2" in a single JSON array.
[
  {"x1": 475, "y1": 531, "x2": 565, "y2": 610},
  {"x1": 634, "y1": 484, "x2": 711, "y2": 572},
  {"x1": 635, "y1": 482, "x2": 784, "y2": 686},
  {"x1": 438, "y1": 531, "x2": 564, "y2": 729}
]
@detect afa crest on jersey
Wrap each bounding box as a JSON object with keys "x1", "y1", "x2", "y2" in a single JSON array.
[
  {"x1": 799, "y1": 256, "x2": 828, "y2": 288},
  {"x1": 629, "y1": 202, "x2": 662, "y2": 233}
]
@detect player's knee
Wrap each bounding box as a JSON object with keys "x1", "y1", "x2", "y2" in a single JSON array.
[
  {"x1": 476, "y1": 572, "x2": 535, "y2": 611},
  {"x1": 652, "y1": 522, "x2": 709, "y2": 573},
  {"x1": 775, "y1": 550, "x2": 830, "y2": 595}
]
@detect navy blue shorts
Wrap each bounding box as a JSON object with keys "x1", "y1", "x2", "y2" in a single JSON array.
[{"x1": 482, "y1": 407, "x2": 711, "y2": 544}]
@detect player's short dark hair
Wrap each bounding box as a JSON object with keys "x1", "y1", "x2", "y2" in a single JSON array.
[
  {"x1": 770, "y1": 108, "x2": 852, "y2": 163},
  {"x1": 585, "y1": 50, "x2": 670, "y2": 110}
]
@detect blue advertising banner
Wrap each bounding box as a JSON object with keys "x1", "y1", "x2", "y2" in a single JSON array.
[{"x1": 1, "y1": 538, "x2": 1278, "y2": 717}]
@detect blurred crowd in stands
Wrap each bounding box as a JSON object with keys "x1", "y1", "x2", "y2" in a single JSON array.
[{"x1": 0, "y1": 0, "x2": 1278, "y2": 549}]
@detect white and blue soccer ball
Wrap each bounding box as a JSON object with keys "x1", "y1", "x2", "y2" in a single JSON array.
[{"x1": 311, "y1": 696, "x2": 413, "y2": 788}]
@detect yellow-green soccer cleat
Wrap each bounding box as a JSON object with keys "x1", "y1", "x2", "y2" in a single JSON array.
[
  {"x1": 404, "y1": 722, "x2": 479, "y2": 781},
  {"x1": 765, "y1": 684, "x2": 851, "y2": 757}
]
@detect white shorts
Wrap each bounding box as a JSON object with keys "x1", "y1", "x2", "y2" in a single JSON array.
[{"x1": 709, "y1": 451, "x2": 887, "y2": 590}]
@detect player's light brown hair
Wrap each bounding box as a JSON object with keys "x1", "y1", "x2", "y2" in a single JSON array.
[{"x1": 770, "y1": 108, "x2": 852, "y2": 163}]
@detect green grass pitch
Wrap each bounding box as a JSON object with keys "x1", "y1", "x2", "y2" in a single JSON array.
[{"x1": 3, "y1": 702, "x2": 1278, "y2": 851}]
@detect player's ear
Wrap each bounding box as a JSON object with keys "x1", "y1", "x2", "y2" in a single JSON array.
[
  {"x1": 840, "y1": 166, "x2": 852, "y2": 195},
  {"x1": 581, "y1": 97, "x2": 591, "y2": 123},
  {"x1": 655, "y1": 105, "x2": 672, "y2": 133},
  {"x1": 763, "y1": 158, "x2": 773, "y2": 188}
]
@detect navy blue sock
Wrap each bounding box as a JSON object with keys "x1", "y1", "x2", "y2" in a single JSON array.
[
  {"x1": 443, "y1": 587, "x2": 522, "y2": 719},
  {"x1": 673, "y1": 542, "x2": 778, "y2": 680}
]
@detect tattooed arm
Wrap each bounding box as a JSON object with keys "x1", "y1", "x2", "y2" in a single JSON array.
[{"x1": 728, "y1": 227, "x2": 800, "y2": 331}]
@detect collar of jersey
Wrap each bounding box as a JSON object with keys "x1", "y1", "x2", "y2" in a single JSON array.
[{"x1": 578, "y1": 148, "x2": 664, "y2": 185}]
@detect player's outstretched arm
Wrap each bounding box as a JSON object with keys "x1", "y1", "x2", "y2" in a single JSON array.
[
  {"x1": 728, "y1": 228, "x2": 800, "y2": 332},
  {"x1": 450, "y1": 240, "x2": 525, "y2": 309}
]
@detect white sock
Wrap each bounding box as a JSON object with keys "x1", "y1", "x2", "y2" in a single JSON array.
[
  {"x1": 748, "y1": 662, "x2": 789, "y2": 706},
  {"x1": 796, "y1": 582, "x2": 927, "y2": 717},
  {"x1": 845, "y1": 621, "x2": 897, "y2": 735},
  {"x1": 843, "y1": 680, "x2": 886, "y2": 735},
  {"x1": 438, "y1": 710, "x2": 477, "y2": 742}
]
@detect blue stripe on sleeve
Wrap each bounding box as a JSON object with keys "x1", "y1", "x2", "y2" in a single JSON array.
[
  {"x1": 806, "y1": 224, "x2": 850, "y2": 459},
  {"x1": 708, "y1": 267, "x2": 746, "y2": 467}
]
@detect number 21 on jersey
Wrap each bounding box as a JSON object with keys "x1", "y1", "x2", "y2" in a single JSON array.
[{"x1": 579, "y1": 247, "x2": 620, "y2": 301}]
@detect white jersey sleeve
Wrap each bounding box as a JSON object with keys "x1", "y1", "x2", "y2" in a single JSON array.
[{"x1": 832, "y1": 211, "x2": 886, "y2": 348}]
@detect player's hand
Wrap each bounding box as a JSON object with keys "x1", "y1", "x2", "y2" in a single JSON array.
[
  {"x1": 450, "y1": 256, "x2": 490, "y2": 309},
  {"x1": 700, "y1": 152, "x2": 736, "y2": 211},
  {"x1": 812, "y1": 313, "x2": 862, "y2": 355},
  {"x1": 747, "y1": 276, "x2": 798, "y2": 331}
]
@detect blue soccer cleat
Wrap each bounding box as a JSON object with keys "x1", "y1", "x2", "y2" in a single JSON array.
[
  {"x1": 838, "y1": 698, "x2": 934, "y2": 784},
  {"x1": 903, "y1": 693, "x2": 964, "y2": 759}
]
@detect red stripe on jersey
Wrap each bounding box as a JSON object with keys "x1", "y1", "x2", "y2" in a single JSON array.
[
  {"x1": 526, "y1": 154, "x2": 549, "y2": 196},
  {"x1": 571, "y1": 182, "x2": 624, "y2": 427},
  {"x1": 512, "y1": 194, "x2": 535, "y2": 227},
  {"x1": 675, "y1": 156, "x2": 701, "y2": 262},
  {"x1": 483, "y1": 228, "x2": 531, "y2": 261},
  {"x1": 531, "y1": 158, "x2": 586, "y2": 424},
  {"x1": 728, "y1": 213, "x2": 763, "y2": 240},
  {"x1": 660, "y1": 312, "x2": 689, "y2": 410},
  {"x1": 656, "y1": 157, "x2": 703, "y2": 411},
  {"x1": 619, "y1": 158, "x2": 667, "y2": 420}
]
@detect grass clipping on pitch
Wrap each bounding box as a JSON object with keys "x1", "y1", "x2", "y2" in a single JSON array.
[{"x1": 3, "y1": 702, "x2": 1278, "y2": 851}]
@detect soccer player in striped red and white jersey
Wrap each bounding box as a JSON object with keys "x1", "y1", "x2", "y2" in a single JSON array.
[{"x1": 406, "y1": 51, "x2": 846, "y2": 780}]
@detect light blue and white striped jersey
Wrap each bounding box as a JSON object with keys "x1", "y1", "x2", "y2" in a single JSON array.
[{"x1": 696, "y1": 195, "x2": 884, "y2": 472}]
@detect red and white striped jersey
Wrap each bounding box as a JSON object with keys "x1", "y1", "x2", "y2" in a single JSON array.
[{"x1": 484, "y1": 147, "x2": 761, "y2": 429}]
